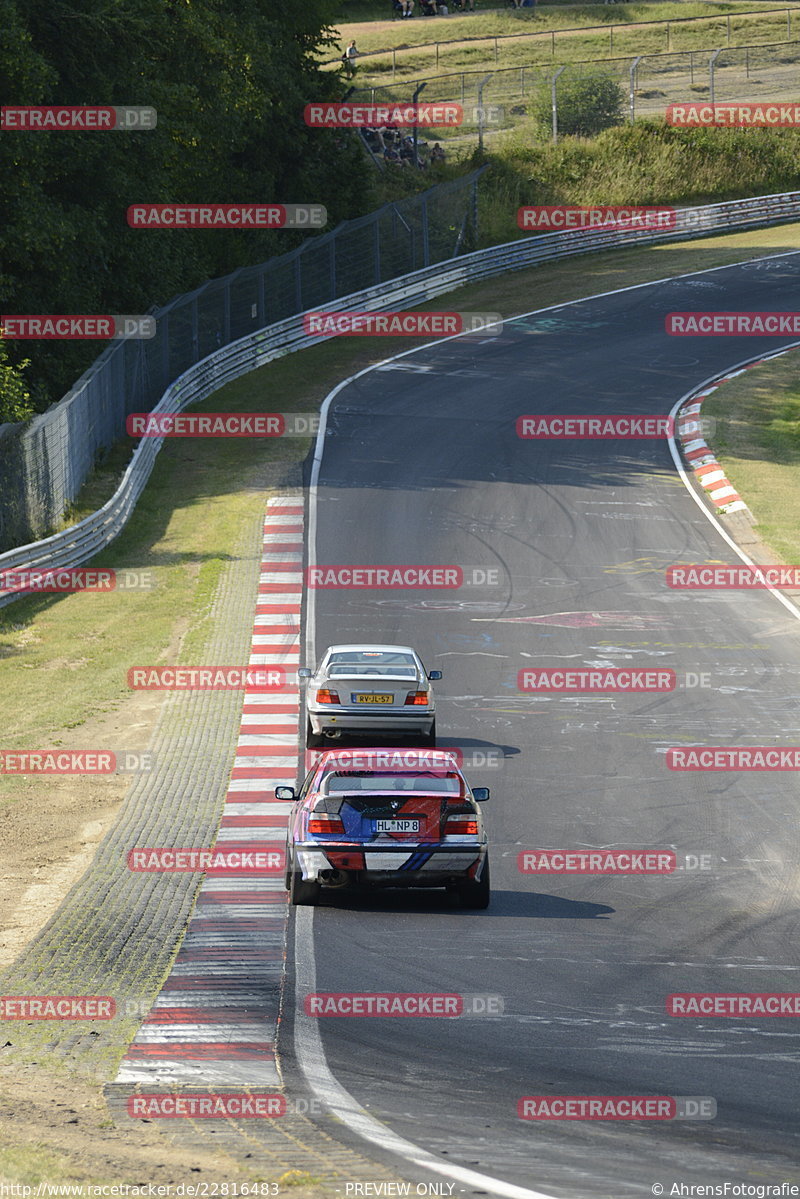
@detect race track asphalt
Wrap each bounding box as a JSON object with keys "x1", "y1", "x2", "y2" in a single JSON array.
[{"x1": 284, "y1": 254, "x2": 800, "y2": 1198}]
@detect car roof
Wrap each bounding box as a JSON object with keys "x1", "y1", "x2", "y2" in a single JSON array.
[{"x1": 323, "y1": 644, "x2": 419, "y2": 655}]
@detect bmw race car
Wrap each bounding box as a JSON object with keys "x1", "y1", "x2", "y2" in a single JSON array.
[
  {"x1": 277, "y1": 747, "x2": 490, "y2": 908},
  {"x1": 299, "y1": 644, "x2": 441, "y2": 748}
]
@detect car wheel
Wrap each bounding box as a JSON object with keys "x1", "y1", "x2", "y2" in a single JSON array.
[
  {"x1": 457, "y1": 857, "x2": 490, "y2": 909},
  {"x1": 306, "y1": 717, "x2": 324, "y2": 749},
  {"x1": 290, "y1": 868, "x2": 321, "y2": 906},
  {"x1": 423, "y1": 719, "x2": 437, "y2": 747}
]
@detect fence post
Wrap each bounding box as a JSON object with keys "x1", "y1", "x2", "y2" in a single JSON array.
[
  {"x1": 610, "y1": 26, "x2": 613, "y2": 54},
  {"x1": 666, "y1": 21, "x2": 670, "y2": 51},
  {"x1": 373, "y1": 217, "x2": 381, "y2": 284},
  {"x1": 494, "y1": 37, "x2": 499, "y2": 63},
  {"x1": 726, "y1": 14, "x2": 731, "y2": 45},
  {"x1": 330, "y1": 238, "x2": 336, "y2": 298},
  {"x1": 392, "y1": 48, "x2": 396, "y2": 80},
  {"x1": 223, "y1": 280, "x2": 231, "y2": 345},
  {"x1": 461, "y1": 73, "x2": 465, "y2": 106},
  {"x1": 421, "y1": 196, "x2": 430, "y2": 267},
  {"x1": 436, "y1": 42, "x2": 439, "y2": 68},
  {"x1": 709, "y1": 47, "x2": 722, "y2": 108},
  {"x1": 520, "y1": 66, "x2": 525, "y2": 94},
  {"x1": 745, "y1": 46, "x2": 749, "y2": 78},
  {"x1": 551, "y1": 65, "x2": 566, "y2": 144},
  {"x1": 629, "y1": 56, "x2": 641, "y2": 124},
  {"x1": 258, "y1": 268, "x2": 266, "y2": 325},
  {"x1": 161, "y1": 312, "x2": 170, "y2": 387},
  {"x1": 191, "y1": 297, "x2": 199, "y2": 361},
  {"x1": 551, "y1": 30, "x2": 555, "y2": 59},
  {"x1": 477, "y1": 74, "x2": 493, "y2": 155},
  {"x1": 689, "y1": 50, "x2": 694, "y2": 86},
  {"x1": 294, "y1": 252, "x2": 303, "y2": 312},
  {"x1": 788, "y1": 7, "x2": 791, "y2": 36}
]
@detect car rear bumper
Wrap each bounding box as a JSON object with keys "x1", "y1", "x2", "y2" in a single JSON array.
[
  {"x1": 308, "y1": 709, "x2": 434, "y2": 735},
  {"x1": 293, "y1": 840, "x2": 486, "y2": 885}
]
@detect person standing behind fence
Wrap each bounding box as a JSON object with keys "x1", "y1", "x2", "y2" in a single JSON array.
[{"x1": 342, "y1": 40, "x2": 359, "y2": 76}]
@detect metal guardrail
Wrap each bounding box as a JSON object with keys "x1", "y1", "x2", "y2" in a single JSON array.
[{"x1": 2, "y1": 187, "x2": 800, "y2": 608}]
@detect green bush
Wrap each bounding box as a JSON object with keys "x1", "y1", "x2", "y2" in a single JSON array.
[
  {"x1": 531, "y1": 69, "x2": 626, "y2": 138},
  {"x1": 0, "y1": 342, "x2": 34, "y2": 425}
]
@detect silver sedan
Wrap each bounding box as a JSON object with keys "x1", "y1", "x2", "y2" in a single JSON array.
[{"x1": 300, "y1": 644, "x2": 441, "y2": 748}]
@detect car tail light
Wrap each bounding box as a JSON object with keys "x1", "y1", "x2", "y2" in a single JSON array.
[
  {"x1": 446, "y1": 814, "x2": 478, "y2": 835},
  {"x1": 316, "y1": 688, "x2": 340, "y2": 704},
  {"x1": 309, "y1": 813, "x2": 345, "y2": 835},
  {"x1": 404, "y1": 690, "x2": 429, "y2": 706}
]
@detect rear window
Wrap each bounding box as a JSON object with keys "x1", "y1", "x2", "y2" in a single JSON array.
[
  {"x1": 326, "y1": 651, "x2": 417, "y2": 678},
  {"x1": 322, "y1": 771, "x2": 461, "y2": 794}
]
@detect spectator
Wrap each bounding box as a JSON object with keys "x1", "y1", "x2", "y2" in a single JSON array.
[
  {"x1": 421, "y1": 0, "x2": 437, "y2": 12},
  {"x1": 342, "y1": 39, "x2": 359, "y2": 76},
  {"x1": 402, "y1": 0, "x2": 415, "y2": 14},
  {"x1": 430, "y1": 142, "x2": 445, "y2": 162}
]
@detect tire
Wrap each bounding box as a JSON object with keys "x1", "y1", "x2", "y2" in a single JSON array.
[
  {"x1": 457, "y1": 857, "x2": 490, "y2": 909},
  {"x1": 306, "y1": 716, "x2": 324, "y2": 749},
  {"x1": 423, "y1": 719, "x2": 437, "y2": 747},
  {"x1": 290, "y1": 867, "x2": 321, "y2": 906}
]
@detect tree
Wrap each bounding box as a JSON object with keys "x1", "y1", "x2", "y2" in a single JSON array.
[
  {"x1": 0, "y1": 0, "x2": 373, "y2": 409},
  {"x1": 0, "y1": 341, "x2": 34, "y2": 424},
  {"x1": 532, "y1": 70, "x2": 625, "y2": 140}
]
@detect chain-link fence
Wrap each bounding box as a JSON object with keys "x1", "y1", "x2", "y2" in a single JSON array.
[
  {"x1": 0, "y1": 169, "x2": 483, "y2": 553},
  {"x1": 353, "y1": 37, "x2": 800, "y2": 140}
]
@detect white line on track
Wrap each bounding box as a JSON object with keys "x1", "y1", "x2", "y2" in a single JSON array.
[{"x1": 293, "y1": 908, "x2": 560, "y2": 1199}]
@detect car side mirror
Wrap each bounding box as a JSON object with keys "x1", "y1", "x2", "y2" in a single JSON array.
[
  {"x1": 298, "y1": 668, "x2": 312, "y2": 679},
  {"x1": 275, "y1": 786, "x2": 296, "y2": 800},
  {"x1": 472, "y1": 787, "x2": 489, "y2": 802},
  {"x1": 428, "y1": 670, "x2": 442, "y2": 680}
]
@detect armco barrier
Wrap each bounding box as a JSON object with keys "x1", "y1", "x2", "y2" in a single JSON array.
[{"x1": 2, "y1": 189, "x2": 800, "y2": 608}]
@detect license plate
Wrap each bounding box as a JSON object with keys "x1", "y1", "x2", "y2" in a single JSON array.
[
  {"x1": 374, "y1": 819, "x2": 420, "y2": 833},
  {"x1": 353, "y1": 693, "x2": 393, "y2": 704}
]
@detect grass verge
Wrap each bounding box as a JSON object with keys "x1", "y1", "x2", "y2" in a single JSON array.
[
  {"x1": 702, "y1": 347, "x2": 800, "y2": 564},
  {"x1": 0, "y1": 220, "x2": 799, "y2": 1191}
]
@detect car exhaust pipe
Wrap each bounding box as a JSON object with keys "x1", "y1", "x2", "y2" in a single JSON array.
[
  {"x1": 320, "y1": 868, "x2": 351, "y2": 887},
  {"x1": 323, "y1": 730, "x2": 343, "y2": 740}
]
